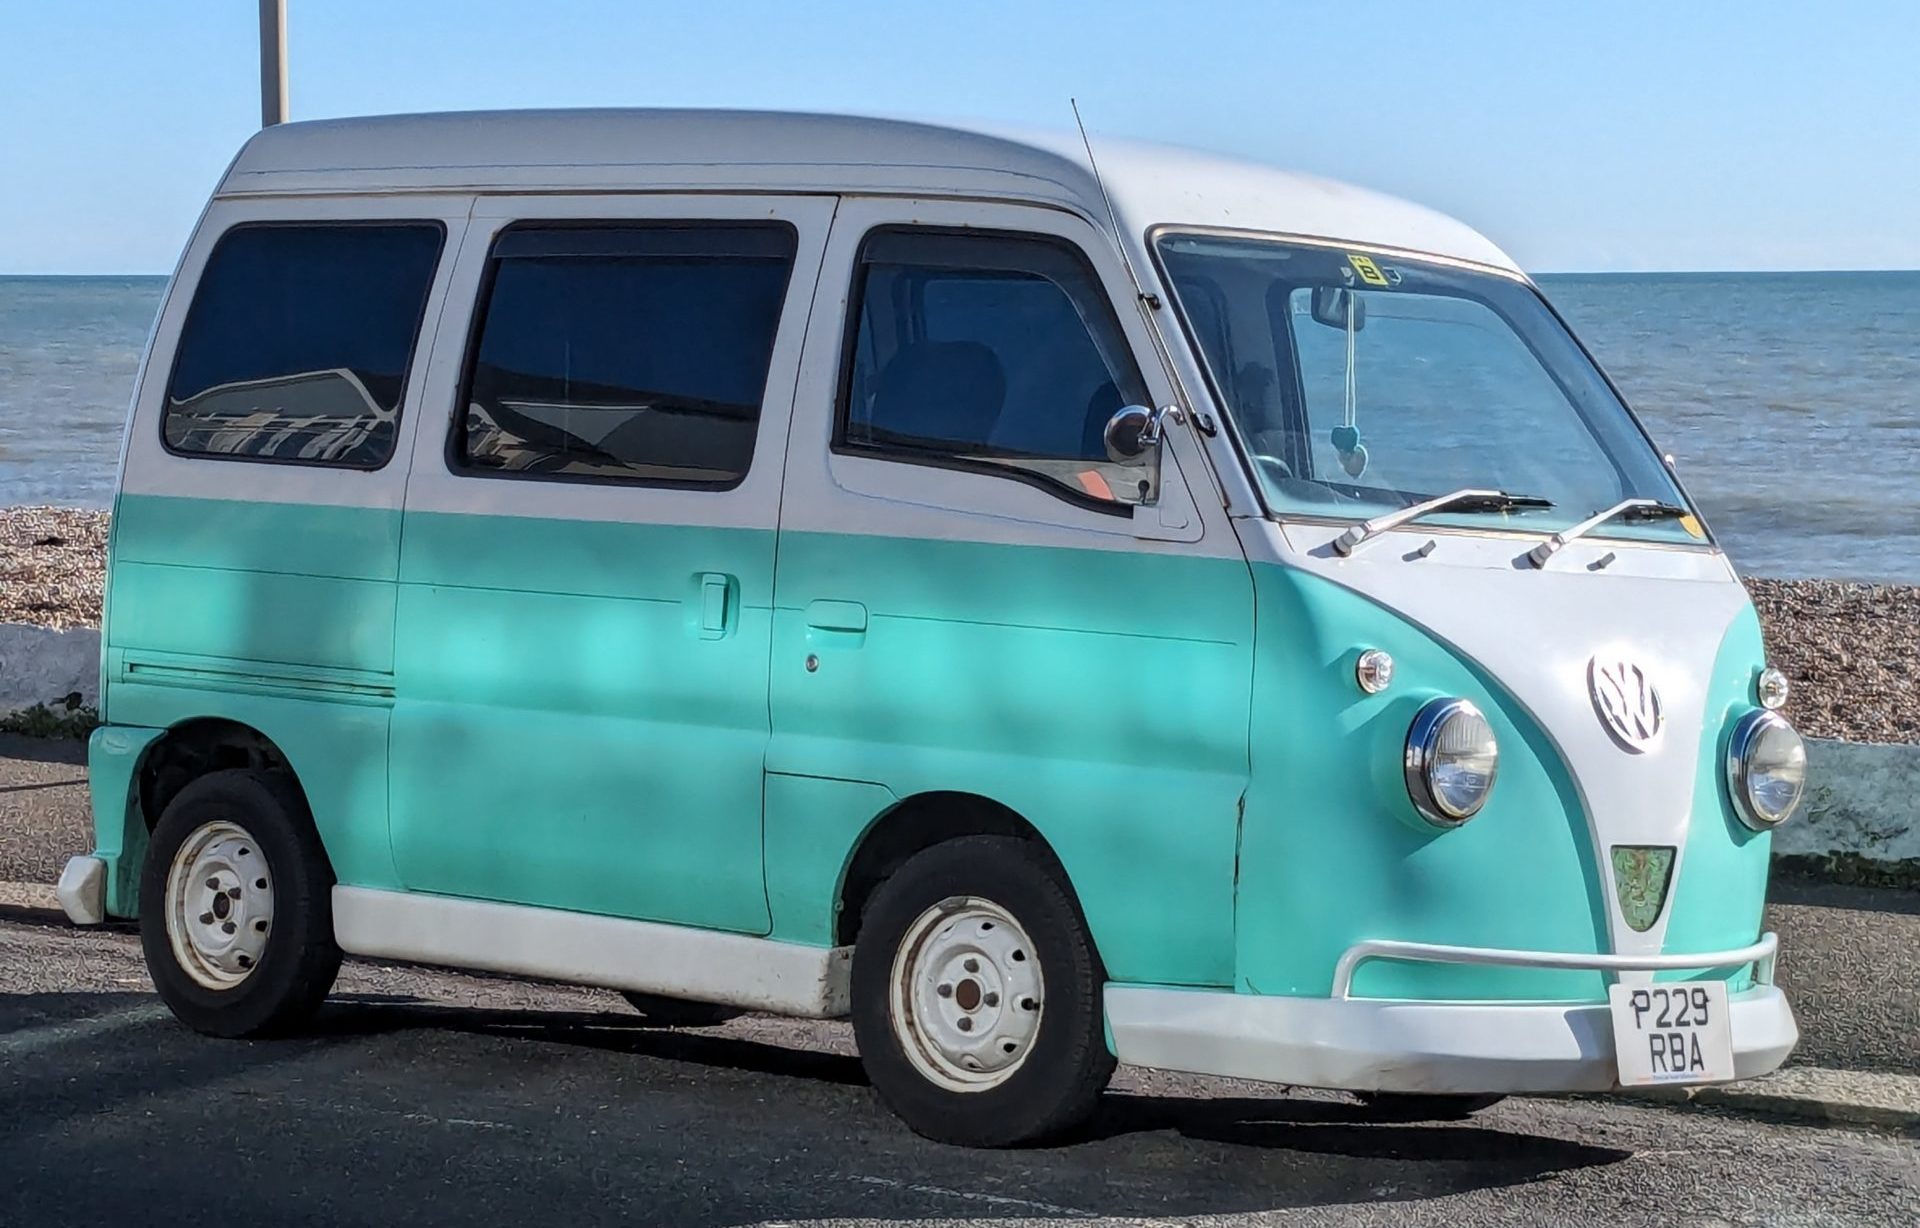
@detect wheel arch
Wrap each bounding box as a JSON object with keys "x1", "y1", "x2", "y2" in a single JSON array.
[
  {"x1": 833, "y1": 790, "x2": 1092, "y2": 952},
  {"x1": 136, "y1": 716, "x2": 312, "y2": 832}
]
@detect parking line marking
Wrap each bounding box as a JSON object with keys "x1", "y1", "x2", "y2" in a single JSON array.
[
  {"x1": 844, "y1": 1173, "x2": 1096, "y2": 1218},
  {"x1": 0, "y1": 1004, "x2": 172, "y2": 1060}
]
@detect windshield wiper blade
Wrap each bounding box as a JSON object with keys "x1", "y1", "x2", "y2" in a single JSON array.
[
  {"x1": 1333, "y1": 488, "x2": 1554, "y2": 556},
  {"x1": 1526, "y1": 498, "x2": 1690, "y2": 568}
]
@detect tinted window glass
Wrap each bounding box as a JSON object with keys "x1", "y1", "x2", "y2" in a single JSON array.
[
  {"x1": 1287, "y1": 287, "x2": 1616, "y2": 508},
  {"x1": 456, "y1": 224, "x2": 797, "y2": 487},
  {"x1": 164, "y1": 223, "x2": 444, "y2": 466},
  {"x1": 841, "y1": 229, "x2": 1151, "y2": 507},
  {"x1": 1156, "y1": 233, "x2": 1696, "y2": 545}
]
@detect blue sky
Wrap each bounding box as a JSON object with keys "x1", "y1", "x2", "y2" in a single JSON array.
[{"x1": 4, "y1": 2, "x2": 1917, "y2": 274}]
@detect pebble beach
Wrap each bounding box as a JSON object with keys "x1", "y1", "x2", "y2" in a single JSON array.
[{"x1": 3, "y1": 504, "x2": 1915, "y2": 744}]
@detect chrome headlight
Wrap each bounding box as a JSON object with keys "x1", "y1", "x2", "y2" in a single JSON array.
[
  {"x1": 1405, "y1": 698, "x2": 1499, "y2": 827},
  {"x1": 1727, "y1": 710, "x2": 1807, "y2": 830}
]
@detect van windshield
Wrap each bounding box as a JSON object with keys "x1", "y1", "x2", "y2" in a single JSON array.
[{"x1": 1153, "y1": 233, "x2": 1701, "y2": 546}]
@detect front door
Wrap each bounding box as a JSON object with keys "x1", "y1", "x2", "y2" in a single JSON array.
[
  {"x1": 388, "y1": 193, "x2": 833, "y2": 934},
  {"x1": 767, "y1": 199, "x2": 1257, "y2": 987}
]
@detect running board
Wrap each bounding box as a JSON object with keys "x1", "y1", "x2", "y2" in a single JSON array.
[{"x1": 332, "y1": 887, "x2": 852, "y2": 1018}]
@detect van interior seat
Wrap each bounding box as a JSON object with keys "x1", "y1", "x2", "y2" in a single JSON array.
[{"x1": 867, "y1": 340, "x2": 1006, "y2": 449}]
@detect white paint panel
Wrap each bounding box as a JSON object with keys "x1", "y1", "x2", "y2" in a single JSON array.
[
  {"x1": 1105, "y1": 983, "x2": 1797, "y2": 1094},
  {"x1": 1244, "y1": 518, "x2": 1752, "y2": 958},
  {"x1": 333, "y1": 886, "x2": 852, "y2": 1017},
  {"x1": 56, "y1": 856, "x2": 108, "y2": 926},
  {"x1": 215, "y1": 110, "x2": 1521, "y2": 274}
]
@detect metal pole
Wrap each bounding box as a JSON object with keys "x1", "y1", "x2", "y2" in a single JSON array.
[{"x1": 259, "y1": 0, "x2": 288, "y2": 127}]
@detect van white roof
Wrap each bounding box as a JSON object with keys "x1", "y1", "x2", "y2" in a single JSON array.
[{"x1": 222, "y1": 108, "x2": 1521, "y2": 274}]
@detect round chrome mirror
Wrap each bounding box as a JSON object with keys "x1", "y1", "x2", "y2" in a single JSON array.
[{"x1": 1103, "y1": 405, "x2": 1157, "y2": 463}]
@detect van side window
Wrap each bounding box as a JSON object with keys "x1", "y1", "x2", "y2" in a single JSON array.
[
  {"x1": 163, "y1": 223, "x2": 444, "y2": 467},
  {"x1": 453, "y1": 224, "x2": 798, "y2": 488},
  {"x1": 838, "y1": 228, "x2": 1152, "y2": 509}
]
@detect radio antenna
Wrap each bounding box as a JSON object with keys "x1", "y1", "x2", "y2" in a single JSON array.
[
  {"x1": 1071, "y1": 98, "x2": 1157, "y2": 312},
  {"x1": 1070, "y1": 99, "x2": 1218, "y2": 439}
]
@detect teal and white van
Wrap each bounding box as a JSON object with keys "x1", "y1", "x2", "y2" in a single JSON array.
[{"x1": 59, "y1": 109, "x2": 1804, "y2": 1146}]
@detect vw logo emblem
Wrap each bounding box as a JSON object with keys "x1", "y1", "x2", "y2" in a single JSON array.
[{"x1": 1588, "y1": 656, "x2": 1664, "y2": 752}]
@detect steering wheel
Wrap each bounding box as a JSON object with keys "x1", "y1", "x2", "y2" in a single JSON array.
[{"x1": 1253, "y1": 453, "x2": 1295, "y2": 479}]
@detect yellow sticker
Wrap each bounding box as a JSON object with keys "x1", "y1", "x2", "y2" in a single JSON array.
[
  {"x1": 1348, "y1": 254, "x2": 1391, "y2": 287},
  {"x1": 1679, "y1": 514, "x2": 1706, "y2": 540}
]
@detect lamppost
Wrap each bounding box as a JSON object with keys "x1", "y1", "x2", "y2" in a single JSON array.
[{"x1": 260, "y1": 0, "x2": 288, "y2": 127}]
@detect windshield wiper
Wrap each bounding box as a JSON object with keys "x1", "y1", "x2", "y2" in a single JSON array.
[
  {"x1": 1526, "y1": 498, "x2": 1690, "y2": 568},
  {"x1": 1333, "y1": 488, "x2": 1555, "y2": 556}
]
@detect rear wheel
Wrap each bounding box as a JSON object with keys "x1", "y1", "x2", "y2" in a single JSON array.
[
  {"x1": 851, "y1": 835, "x2": 1113, "y2": 1147},
  {"x1": 139, "y1": 769, "x2": 341, "y2": 1038},
  {"x1": 618, "y1": 991, "x2": 744, "y2": 1028}
]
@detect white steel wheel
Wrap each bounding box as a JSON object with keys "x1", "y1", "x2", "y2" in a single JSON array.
[
  {"x1": 889, "y1": 896, "x2": 1045, "y2": 1092},
  {"x1": 163, "y1": 819, "x2": 275, "y2": 990}
]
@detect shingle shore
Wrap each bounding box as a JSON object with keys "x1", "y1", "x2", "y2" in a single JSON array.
[{"x1": 3, "y1": 505, "x2": 1914, "y2": 744}]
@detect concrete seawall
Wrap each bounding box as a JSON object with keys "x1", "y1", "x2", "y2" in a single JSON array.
[
  {"x1": 0, "y1": 621, "x2": 1914, "y2": 879},
  {"x1": 1778, "y1": 738, "x2": 1920, "y2": 883},
  {"x1": 0, "y1": 623, "x2": 98, "y2": 715}
]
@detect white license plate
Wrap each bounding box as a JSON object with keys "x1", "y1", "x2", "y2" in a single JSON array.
[{"x1": 1608, "y1": 981, "x2": 1735, "y2": 1085}]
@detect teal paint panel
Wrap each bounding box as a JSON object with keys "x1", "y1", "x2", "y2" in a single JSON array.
[
  {"x1": 86, "y1": 724, "x2": 165, "y2": 917},
  {"x1": 389, "y1": 511, "x2": 777, "y2": 935},
  {"x1": 111, "y1": 562, "x2": 396, "y2": 673},
  {"x1": 1661, "y1": 603, "x2": 1774, "y2": 959},
  {"x1": 1239, "y1": 565, "x2": 1611, "y2": 1002},
  {"x1": 108, "y1": 494, "x2": 401, "y2": 674},
  {"x1": 98, "y1": 493, "x2": 405, "y2": 897},
  {"x1": 400, "y1": 511, "x2": 777, "y2": 607},
  {"x1": 763, "y1": 772, "x2": 899, "y2": 946},
  {"x1": 113, "y1": 494, "x2": 402, "y2": 581},
  {"x1": 769, "y1": 531, "x2": 1256, "y2": 987},
  {"x1": 105, "y1": 684, "x2": 401, "y2": 891},
  {"x1": 774, "y1": 530, "x2": 1238, "y2": 640}
]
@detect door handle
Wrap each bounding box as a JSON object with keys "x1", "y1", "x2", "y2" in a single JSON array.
[
  {"x1": 697, "y1": 572, "x2": 733, "y2": 639},
  {"x1": 804, "y1": 599, "x2": 868, "y2": 632}
]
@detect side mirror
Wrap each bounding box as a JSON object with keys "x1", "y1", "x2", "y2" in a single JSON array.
[
  {"x1": 1309, "y1": 286, "x2": 1366, "y2": 332},
  {"x1": 1103, "y1": 404, "x2": 1169, "y2": 463}
]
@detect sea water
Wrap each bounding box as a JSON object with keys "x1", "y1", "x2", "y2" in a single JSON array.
[{"x1": 1, "y1": 271, "x2": 1916, "y2": 582}]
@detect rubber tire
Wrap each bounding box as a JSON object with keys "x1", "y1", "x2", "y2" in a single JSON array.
[
  {"x1": 851, "y1": 835, "x2": 1115, "y2": 1147},
  {"x1": 619, "y1": 991, "x2": 744, "y2": 1027},
  {"x1": 1353, "y1": 1092, "x2": 1506, "y2": 1121},
  {"x1": 139, "y1": 768, "x2": 342, "y2": 1038}
]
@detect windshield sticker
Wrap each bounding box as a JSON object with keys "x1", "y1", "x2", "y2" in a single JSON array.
[
  {"x1": 1346, "y1": 254, "x2": 1395, "y2": 287},
  {"x1": 1679, "y1": 514, "x2": 1707, "y2": 540}
]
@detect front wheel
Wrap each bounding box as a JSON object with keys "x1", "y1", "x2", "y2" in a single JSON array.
[
  {"x1": 139, "y1": 769, "x2": 341, "y2": 1038},
  {"x1": 850, "y1": 835, "x2": 1114, "y2": 1147}
]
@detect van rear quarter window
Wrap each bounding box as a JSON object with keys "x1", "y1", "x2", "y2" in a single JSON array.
[
  {"x1": 452, "y1": 223, "x2": 798, "y2": 488},
  {"x1": 162, "y1": 222, "x2": 445, "y2": 467}
]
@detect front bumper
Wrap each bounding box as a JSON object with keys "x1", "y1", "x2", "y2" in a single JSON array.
[{"x1": 1105, "y1": 933, "x2": 1797, "y2": 1094}]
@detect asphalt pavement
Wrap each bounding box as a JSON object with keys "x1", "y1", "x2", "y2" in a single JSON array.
[
  {"x1": 3, "y1": 914, "x2": 1918, "y2": 1227},
  {"x1": 4, "y1": 733, "x2": 1920, "y2": 1225},
  {"x1": 0, "y1": 732, "x2": 86, "y2": 885}
]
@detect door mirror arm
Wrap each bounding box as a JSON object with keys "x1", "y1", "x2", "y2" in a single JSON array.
[{"x1": 1103, "y1": 403, "x2": 1181, "y2": 464}]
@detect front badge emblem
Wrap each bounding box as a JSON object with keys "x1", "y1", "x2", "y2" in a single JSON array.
[
  {"x1": 1589, "y1": 655, "x2": 1664, "y2": 752},
  {"x1": 1612, "y1": 846, "x2": 1676, "y2": 933}
]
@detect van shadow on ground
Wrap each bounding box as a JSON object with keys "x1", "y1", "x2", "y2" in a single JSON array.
[{"x1": 0, "y1": 988, "x2": 1633, "y2": 1225}]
